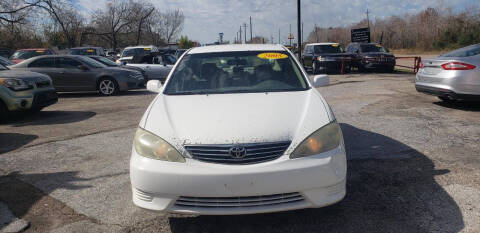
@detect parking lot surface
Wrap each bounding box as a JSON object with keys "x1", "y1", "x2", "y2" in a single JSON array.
[{"x1": 1, "y1": 72, "x2": 479, "y2": 232}]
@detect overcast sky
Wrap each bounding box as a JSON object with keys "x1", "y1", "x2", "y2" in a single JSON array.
[{"x1": 77, "y1": 0, "x2": 477, "y2": 44}]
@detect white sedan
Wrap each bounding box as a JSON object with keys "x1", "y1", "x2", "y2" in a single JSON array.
[{"x1": 130, "y1": 44, "x2": 347, "y2": 215}]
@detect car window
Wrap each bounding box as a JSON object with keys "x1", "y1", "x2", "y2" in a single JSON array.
[
  {"x1": 57, "y1": 57, "x2": 83, "y2": 69},
  {"x1": 164, "y1": 51, "x2": 309, "y2": 95},
  {"x1": 122, "y1": 48, "x2": 150, "y2": 57},
  {"x1": 440, "y1": 44, "x2": 480, "y2": 58},
  {"x1": 29, "y1": 57, "x2": 55, "y2": 67},
  {"x1": 11, "y1": 50, "x2": 45, "y2": 59},
  {"x1": 76, "y1": 56, "x2": 106, "y2": 68},
  {"x1": 314, "y1": 45, "x2": 343, "y2": 54},
  {"x1": 69, "y1": 48, "x2": 97, "y2": 56},
  {"x1": 0, "y1": 63, "x2": 8, "y2": 70},
  {"x1": 92, "y1": 56, "x2": 117, "y2": 66},
  {"x1": 360, "y1": 44, "x2": 387, "y2": 53},
  {"x1": 0, "y1": 56, "x2": 14, "y2": 66}
]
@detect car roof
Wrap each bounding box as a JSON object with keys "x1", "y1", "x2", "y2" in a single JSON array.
[
  {"x1": 124, "y1": 45, "x2": 157, "y2": 49},
  {"x1": 188, "y1": 44, "x2": 286, "y2": 54},
  {"x1": 306, "y1": 43, "x2": 340, "y2": 46},
  {"x1": 70, "y1": 47, "x2": 102, "y2": 49},
  {"x1": 17, "y1": 48, "x2": 50, "y2": 51}
]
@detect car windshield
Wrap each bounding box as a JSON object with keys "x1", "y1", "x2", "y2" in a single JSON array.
[
  {"x1": 91, "y1": 56, "x2": 117, "y2": 66},
  {"x1": 122, "y1": 48, "x2": 150, "y2": 57},
  {"x1": 440, "y1": 44, "x2": 480, "y2": 57},
  {"x1": 0, "y1": 63, "x2": 8, "y2": 70},
  {"x1": 77, "y1": 56, "x2": 107, "y2": 68},
  {"x1": 314, "y1": 45, "x2": 343, "y2": 53},
  {"x1": 360, "y1": 44, "x2": 387, "y2": 53},
  {"x1": 69, "y1": 48, "x2": 97, "y2": 55},
  {"x1": 164, "y1": 51, "x2": 309, "y2": 95},
  {"x1": 11, "y1": 50, "x2": 45, "y2": 59}
]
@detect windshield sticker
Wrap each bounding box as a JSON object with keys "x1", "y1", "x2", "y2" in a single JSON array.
[
  {"x1": 36, "y1": 50, "x2": 45, "y2": 53},
  {"x1": 376, "y1": 44, "x2": 382, "y2": 47},
  {"x1": 257, "y1": 53, "x2": 288, "y2": 60},
  {"x1": 332, "y1": 44, "x2": 339, "y2": 47},
  {"x1": 87, "y1": 49, "x2": 94, "y2": 52}
]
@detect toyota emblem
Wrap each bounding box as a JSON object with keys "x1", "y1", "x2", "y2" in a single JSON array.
[{"x1": 229, "y1": 146, "x2": 247, "y2": 159}]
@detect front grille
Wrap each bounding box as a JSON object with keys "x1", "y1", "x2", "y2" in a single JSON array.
[
  {"x1": 184, "y1": 141, "x2": 290, "y2": 165},
  {"x1": 175, "y1": 192, "x2": 304, "y2": 208}
]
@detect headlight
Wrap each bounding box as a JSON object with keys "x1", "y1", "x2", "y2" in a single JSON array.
[
  {"x1": 133, "y1": 128, "x2": 185, "y2": 162},
  {"x1": 290, "y1": 121, "x2": 342, "y2": 159},
  {"x1": 0, "y1": 78, "x2": 32, "y2": 91}
]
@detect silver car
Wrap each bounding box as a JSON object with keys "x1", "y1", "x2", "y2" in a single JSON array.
[{"x1": 416, "y1": 44, "x2": 480, "y2": 101}]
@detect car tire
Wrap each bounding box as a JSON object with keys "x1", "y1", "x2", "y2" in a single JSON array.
[
  {"x1": 97, "y1": 78, "x2": 119, "y2": 96},
  {"x1": 387, "y1": 66, "x2": 395, "y2": 73}
]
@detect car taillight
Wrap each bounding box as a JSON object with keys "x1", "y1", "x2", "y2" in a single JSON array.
[{"x1": 441, "y1": 62, "x2": 476, "y2": 70}]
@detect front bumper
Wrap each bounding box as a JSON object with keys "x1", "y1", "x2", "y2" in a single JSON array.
[
  {"x1": 315, "y1": 61, "x2": 350, "y2": 73},
  {"x1": 130, "y1": 146, "x2": 347, "y2": 215},
  {"x1": 3, "y1": 88, "x2": 57, "y2": 111}
]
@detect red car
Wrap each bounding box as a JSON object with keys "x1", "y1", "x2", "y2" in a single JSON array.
[{"x1": 10, "y1": 48, "x2": 56, "y2": 64}]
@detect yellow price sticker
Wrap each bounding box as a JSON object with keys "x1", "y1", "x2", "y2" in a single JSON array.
[
  {"x1": 375, "y1": 44, "x2": 382, "y2": 47},
  {"x1": 87, "y1": 49, "x2": 94, "y2": 52},
  {"x1": 257, "y1": 53, "x2": 288, "y2": 60},
  {"x1": 144, "y1": 48, "x2": 151, "y2": 51},
  {"x1": 36, "y1": 50, "x2": 44, "y2": 53},
  {"x1": 332, "y1": 44, "x2": 339, "y2": 47}
]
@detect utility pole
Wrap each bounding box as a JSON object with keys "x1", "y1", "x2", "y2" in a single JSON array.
[
  {"x1": 249, "y1": 17, "x2": 253, "y2": 42},
  {"x1": 243, "y1": 23, "x2": 248, "y2": 43},
  {"x1": 366, "y1": 8, "x2": 370, "y2": 30},
  {"x1": 289, "y1": 24, "x2": 292, "y2": 46},
  {"x1": 239, "y1": 26, "x2": 242, "y2": 44},
  {"x1": 278, "y1": 29, "x2": 281, "y2": 44},
  {"x1": 297, "y1": 0, "x2": 302, "y2": 61},
  {"x1": 314, "y1": 23, "x2": 318, "y2": 42}
]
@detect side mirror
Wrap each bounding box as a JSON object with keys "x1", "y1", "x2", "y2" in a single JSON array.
[
  {"x1": 146, "y1": 80, "x2": 162, "y2": 93},
  {"x1": 313, "y1": 74, "x2": 329, "y2": 88},
  {"x1": 78, "y1": 65, "x2": 89, "y2": 71}
]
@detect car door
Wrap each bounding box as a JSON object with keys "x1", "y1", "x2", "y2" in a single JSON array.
[
  {"x1": 56, "y1": 57, "x2": 96, "y2": 91},
  {"x1": 27, "y1": 57, "x2": 65, "y2": 90},
  {"x1": 148, "y1": 56, "x2": 174, "y2": 81}
]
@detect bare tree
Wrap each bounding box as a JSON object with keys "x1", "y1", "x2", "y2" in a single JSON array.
[
  {"x1": 160, "y1": 9, "x2": 184, "y2": 44},
  {"x1": 128, "y1": 1, "x2": 155, "y2": 45},
  {"x1": 0, "y1": 0, "x2": 40, "y2": 24}
]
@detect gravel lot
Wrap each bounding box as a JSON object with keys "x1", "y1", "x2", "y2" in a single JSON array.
[{"x1": 0, "y1": 72, "x2": 479, "y2": 233}]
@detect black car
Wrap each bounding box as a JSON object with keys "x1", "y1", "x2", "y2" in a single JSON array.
[
  {"x1": 302, "y1": 43, "x2": 351, "y2": 74},
  {"x1": 0, "y1": 48, "x2": 13, "y2": 59},
  {"x1": 0, "y1": 56, "x2": 14, "y2": 67},
  {"x1": 68, "y1": 47, "x2": 106, "y2": 57},
  {"x1": 345, "y1": 43, "x2": 396, "y2": 72},
  {"x1": 9, "y1": 55, "x2": 144, "y2": 96},
  {"x1": 87, "y1": 55, "x2": 148, "y2": 81}
]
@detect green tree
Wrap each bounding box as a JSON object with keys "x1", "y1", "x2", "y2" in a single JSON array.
[{"x1": 179, "y1": 35, "x2": 194, "y2": 49}]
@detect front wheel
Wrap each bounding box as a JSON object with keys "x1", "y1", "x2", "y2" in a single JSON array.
[{"x1": 98, "y1": 78, "x2": 119, "y2": 96}]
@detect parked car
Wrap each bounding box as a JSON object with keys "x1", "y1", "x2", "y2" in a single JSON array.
[
  {"x1": 10, "y1": 48, "x2": 56, "y2": 64},
  {"x1": 123, "y1": 52, "x2": 176, "y2": 82},
  {"x1": 302, "y1": 43, "x2": 351, "y2": 74},
  {"x1": 68, "y1": 47, "x2": 106, "y2": 56},
  {"x1": 345, "y1": 42, "x2": 395, "y2": 72},
  {"x1": 0, "y1": 63, "x2": 57, "y2": 121},
  {"x1": 0, "y1": 48, "x2": 13, "y2": 59},
  {"x1": 116, "y1": 45, "x2": 160, "y2": 64},
  {"x1": 416, "y1": 43, "x2": 480, "y2": 102},
  {"x1": 130, "y1": 44, "x2": 346, "y2": 215},
  {"x1": 9, "y1": 55, "x2": 144, "y2": 96},
  {"x1": 87, "y1": 55, "x2": 148, "y2": 81},
  {"x1": 0, "y1": 56, "x2": 14, "y2": 67}
]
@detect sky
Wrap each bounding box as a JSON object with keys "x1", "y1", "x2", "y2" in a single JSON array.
[{"x1": 76, "y1": 0, "x2": 478, "y2": 44}]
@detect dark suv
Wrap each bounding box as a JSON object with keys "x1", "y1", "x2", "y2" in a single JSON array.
[
  {"x1": 302, "y1": 43, "x2": 351, "y2": 74},
  {"x1": 68, "y1": 47, "x2": 106, "y2": 57},
  {"x1": 345, "y1": 43, "x2": 395, "y2": 72}
]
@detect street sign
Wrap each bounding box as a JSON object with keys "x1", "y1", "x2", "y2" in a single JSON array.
[
  {"x1": 351, "y1": 28, "x2": 371, "y2": 43},
  {"x1": 288, "y1": 34, "x2": 294, "y2": 40}
]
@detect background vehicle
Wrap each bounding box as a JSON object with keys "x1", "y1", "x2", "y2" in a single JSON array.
[
  {"x1": 10, "y1": 55, "x2": 144, "y2": 96},
  {"x1": 346, "y1": 43, "x2": 395, "y2": 72},
  {"x1": 68, "y1": 47, "x2": 106, "y2": 56},
  {"x1": 87, "y1": 55, "x2": 148, "y2": 81},
  {"x1": 0, "y1": 56, "x2": 14, "y2": 67},
  {"x1": 117, "y1": 45, "x2": 159, "y2": 64},
  {"x1": 302, "y1": 43, "x2": 351, "y2": 74},
  {"x1": 416, "y1": 43, "x2": 480, "y2": 101},
  {"x1": 10, "y1": 48, "x2": 56, "y2": 64},
  {"x1": 125, "y1": 52, "x2": 176, "y2": 82},
  {"x1": 131, "y1": 44, "x2": 345, "y2": 215},
  {"x1": 174, "y1": 49, "x2": 187, "y2": 58},
  {"x1": 0, "y1": 48, "x2": 13, "y2": 59},
  {"x1": 0, "y1": 63, "x2": 57, "y2": 121}
]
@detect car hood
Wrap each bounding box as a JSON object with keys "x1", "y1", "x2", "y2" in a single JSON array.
[
  {"x1": 0, "y1": 69, "x2": 50, "y2": 82},
  {"x1": 142, "y1": 89, "x2": 333, "y2": 153},
  {"x1": 362, "y1": 52, "x2": 394, "y2": 57}
]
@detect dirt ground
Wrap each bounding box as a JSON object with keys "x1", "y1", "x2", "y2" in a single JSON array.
[{"x1": 0, "y1": 71, "x2": 479, "y2": 233}]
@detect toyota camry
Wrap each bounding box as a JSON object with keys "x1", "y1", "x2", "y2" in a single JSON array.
[{"x1": 130, "y1": 44, "x2": 347, "y2": 215}]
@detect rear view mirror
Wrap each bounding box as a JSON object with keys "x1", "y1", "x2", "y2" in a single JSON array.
[
  {"x1": 313, "y1": 74, "x2": 329, "y2": 88},
  {"x1": 146, "y1": 80, "x2": 162, "y2": 93}
]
